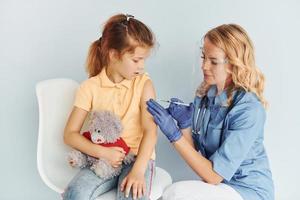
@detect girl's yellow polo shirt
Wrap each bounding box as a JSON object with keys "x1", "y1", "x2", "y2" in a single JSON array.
[{"x1": 74, "y1": 68, "x2": 155, "y2": 160}]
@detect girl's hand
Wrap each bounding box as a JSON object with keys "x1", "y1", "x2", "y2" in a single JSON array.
[
  {"x1": 120, "y1": 169, "x2": 146, "y2": 199},
  {"x1": 102, "y1": 147, "x2": 126, "y2": 168}
]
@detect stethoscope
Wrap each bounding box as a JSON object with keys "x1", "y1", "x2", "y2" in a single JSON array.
[
  {"x1": 192, "y1": 90, "x2": 244, "y2": 145},
  {"x1": 191, "y1": 96, "x2": 210, "y2": 156},
  {"x1": 192, "y1": 96, "x2": 209, "y2": 136}
]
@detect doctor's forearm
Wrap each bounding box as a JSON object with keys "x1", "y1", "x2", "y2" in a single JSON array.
[
  {"x1": 181, "y1": 127, "x2": 194, "y2": 148},
  {"x1": 173, "y1": 136, "x2": 223, "y2": 184}
]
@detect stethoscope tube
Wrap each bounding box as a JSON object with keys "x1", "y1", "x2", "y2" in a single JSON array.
[{"x1": 193, "y1": 96, "x2": 208, "y2": 135}]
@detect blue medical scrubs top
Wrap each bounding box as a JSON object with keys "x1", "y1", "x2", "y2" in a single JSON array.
[{"x1": 192, "y1": 85, "x2": 274, "y2": 200}]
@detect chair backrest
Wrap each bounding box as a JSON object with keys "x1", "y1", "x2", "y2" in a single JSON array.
[{"x1": 36, "y1": 78, "x2": 80, "y2": 193}]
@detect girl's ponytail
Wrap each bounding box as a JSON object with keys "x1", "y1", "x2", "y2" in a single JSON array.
[{"x1": 86, "y1": 39, "x2": 103, "y2": 78}]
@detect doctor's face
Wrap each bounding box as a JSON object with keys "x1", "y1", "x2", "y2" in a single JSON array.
[{"x1": 201, "y1": 38, "x2": 232, "y2": 89}]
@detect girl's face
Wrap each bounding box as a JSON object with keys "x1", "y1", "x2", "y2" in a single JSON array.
[
  {"x1": 201, "y1": 38, "x2": 232, "y2": 92},
  {"x1": 111, "y1": 46, "x2": 150, "y2": 81}
]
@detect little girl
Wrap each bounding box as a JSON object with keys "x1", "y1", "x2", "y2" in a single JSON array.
[{"x1": 63, "y1": 14, "x2": 157, "y2": 200}]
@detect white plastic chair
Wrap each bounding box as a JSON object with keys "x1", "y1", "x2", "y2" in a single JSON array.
[{"x1": 36, "y1": 78, "x2": 172, "y2": 200}]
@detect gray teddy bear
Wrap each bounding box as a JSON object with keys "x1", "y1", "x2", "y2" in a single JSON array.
[{"x1": 67, "y1": 111, "x2": 134, "y2": 180}]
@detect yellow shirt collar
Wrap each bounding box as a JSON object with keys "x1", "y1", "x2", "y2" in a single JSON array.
[{"x1": 99, "y1": 68, "x2": 132, "y2": 89}]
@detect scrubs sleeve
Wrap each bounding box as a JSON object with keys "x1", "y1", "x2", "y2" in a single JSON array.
[{"x1": 209, "y1": 102, "x2": 266, "y2": 181}]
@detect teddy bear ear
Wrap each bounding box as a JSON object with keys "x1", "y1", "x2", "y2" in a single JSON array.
[
  {"x1": 89, "y1": 112, "x2": 96, "y2": 121},
  {"x1": 113, "y1": 117, "x2": 123, "y2": 132}
]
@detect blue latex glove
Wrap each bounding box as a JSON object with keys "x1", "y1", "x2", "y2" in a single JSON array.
[
  {"x1": 167, "y1": 98, "x2": 194, "y2": 129},
  {"x1": 146, "y1": 99, "x2": 182, "y2": 143}
]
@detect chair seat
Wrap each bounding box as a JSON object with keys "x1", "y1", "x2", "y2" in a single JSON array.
[{"x1": 96, "y1": 167, "x2": 171, "y2": 200}]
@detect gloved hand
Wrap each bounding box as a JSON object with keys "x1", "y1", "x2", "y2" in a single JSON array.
[
  {"x1": 146, "y1": 99, "x2": 182, "y2": 143},
  {"x1": 167, "y1": 98, "x2": 194, "y2": 129}
]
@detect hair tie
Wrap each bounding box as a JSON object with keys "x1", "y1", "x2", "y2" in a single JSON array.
[{"x1": 126, "y1": 14, "x2": 134, "y2": 21}]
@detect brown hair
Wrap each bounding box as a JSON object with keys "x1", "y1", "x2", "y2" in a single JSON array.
[{"x1": 86, "y1": 14, "x2": 155, "y2": 77}]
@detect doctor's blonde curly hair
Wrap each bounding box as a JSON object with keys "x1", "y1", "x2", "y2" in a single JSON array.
[{"x1": 198, "y1": 24, "x2": 267, "y2": 108}]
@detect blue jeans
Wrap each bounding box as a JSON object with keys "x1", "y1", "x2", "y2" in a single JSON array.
[{"x1": 63, "y1": 159, "x2": 156, "y2": 200}]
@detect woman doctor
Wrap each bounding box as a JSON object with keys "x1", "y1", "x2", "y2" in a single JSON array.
[{"x1": 147, "y1": 24, "x2": 274, "y2": 200}]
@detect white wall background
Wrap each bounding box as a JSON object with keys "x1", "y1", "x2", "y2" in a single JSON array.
[{"x1": 1, "y1": 0, "x2": 299, "y2": 199}]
